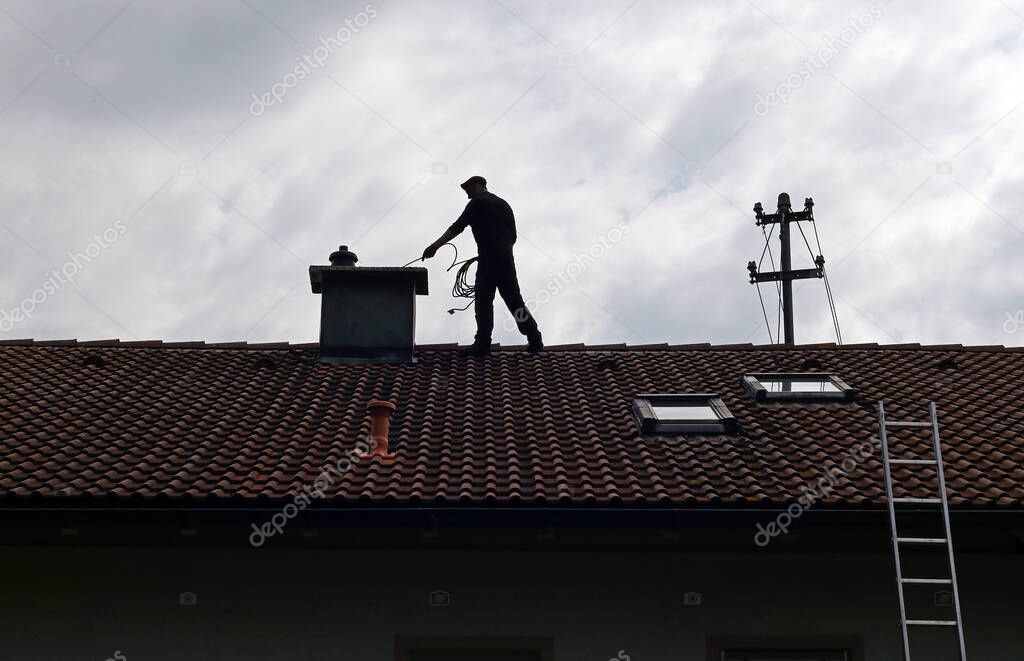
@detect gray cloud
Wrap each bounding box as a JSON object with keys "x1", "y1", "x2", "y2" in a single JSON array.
[{"x1": 1, "y1": 0, "x2": 1022, "y2": 347}]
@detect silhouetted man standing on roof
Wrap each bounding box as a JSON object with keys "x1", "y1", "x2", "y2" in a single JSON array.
[{"x1": 423, "y1": 176, "x2": 543, "y2": 356}]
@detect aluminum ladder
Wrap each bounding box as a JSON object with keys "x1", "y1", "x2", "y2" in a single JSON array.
[{"x1": 877, "y1": 401, "x2": 967, "y2": 661}]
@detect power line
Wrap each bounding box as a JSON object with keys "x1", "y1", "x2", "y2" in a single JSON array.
[{"x1": 796, "y1": 218, "x2": 842, "y2": 345}]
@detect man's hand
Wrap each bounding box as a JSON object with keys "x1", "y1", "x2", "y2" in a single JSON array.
[{"x1": 423, "y1": 227, "x2": 458, "y2": 260}]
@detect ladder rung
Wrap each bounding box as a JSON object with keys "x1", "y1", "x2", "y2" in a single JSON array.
[
  {"x1": 892, "y1": 497, "x2": 941, "y2": 504},
  {"x1": 885, "y1": 421, "x2": 931, "y2": 428},
  {"x1": 897, "y1": 537, "x2": 947, "y2": 544},
  {"x1": 901, "y1": 577, "x2": 952, "y2": 584},
  {"x1": 889, "y1": 459, "x2": 936, "y2": 465},
  {"x1": 907, "y1": 619, "x2": 958, "y2": 626}
]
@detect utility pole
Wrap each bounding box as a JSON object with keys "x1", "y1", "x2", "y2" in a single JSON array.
[
  {"x1": 747, "y1": 192, "x2": 825, "y2": 345},
  {"x1": 778, "y1": 193, "x2": 795, "y2": 344}
]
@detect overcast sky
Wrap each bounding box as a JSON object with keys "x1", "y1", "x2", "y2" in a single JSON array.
[{"x1": 1, "y1": 0, "x2": 1022, "y2": 348}]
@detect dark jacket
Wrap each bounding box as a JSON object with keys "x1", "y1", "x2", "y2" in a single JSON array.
[{"x1": 447, "y1": 192, "x2": 517, "y2": 262}]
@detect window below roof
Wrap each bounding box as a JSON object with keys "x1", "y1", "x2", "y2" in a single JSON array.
[
  {"x1": 721, "y1": 649, "x2": 849, "y2": 660},
  {"x1": 742, "y1": 372, "x2": 855, "y2": 402},
  {"x1": 396, "y1": 636, "x2": 553, "y2": 661},
  {"x1": 709, "y1": 635, "x2": 861, "y2": 661},
  {"x1": 632, "y1": 394, "x2": 737, "y2": 434}
]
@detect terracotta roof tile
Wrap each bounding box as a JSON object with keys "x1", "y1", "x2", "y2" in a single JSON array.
[{"x1": 0, "y1": 339, "x2": 1022, "y2": 508}]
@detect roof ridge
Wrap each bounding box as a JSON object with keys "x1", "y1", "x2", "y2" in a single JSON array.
[{"x1": 0, "y1": 338, "x2": 1020, "y2": 352}]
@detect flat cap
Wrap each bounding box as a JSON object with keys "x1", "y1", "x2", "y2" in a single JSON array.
[{"x1": 460, "y1": 175, "x2": 487, "y2": 190}]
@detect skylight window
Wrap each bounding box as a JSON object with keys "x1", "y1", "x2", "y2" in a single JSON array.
[
  {"x1": 761, "y1": 378, "x2": 841, "y2": 393},
  {"x1": 632, "y1": 394, "x2": 737, "y2": 434},
  {"x1": 742, "y1": 373, "x2": 855, "y2": 402}
]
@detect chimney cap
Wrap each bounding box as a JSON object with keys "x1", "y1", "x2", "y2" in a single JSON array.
[
  {"x1": 309, "y1": 264, "x2": 428, "y2": 294},
  {"x1": 329, "y1": 245, "x2": 358, "y2": 267},
  {"x1": 367, "y1": 399, "x2": 397, "y2": 412}
]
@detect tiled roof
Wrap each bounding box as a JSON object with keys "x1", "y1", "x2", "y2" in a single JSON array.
[{"x1": 2, "y1": 339, "x2": 1022, "y2": 508}]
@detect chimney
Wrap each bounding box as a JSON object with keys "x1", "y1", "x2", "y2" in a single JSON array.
[
  {"x1": 366, "y1": 399, "x2": 397, "y2": 458},
  {"x1": 309, "y1": 245, "x2": 428, "y2": 363}
]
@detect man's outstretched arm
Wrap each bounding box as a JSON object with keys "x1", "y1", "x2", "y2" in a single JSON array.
[{"x1": 423, "y1": 201, "x2": 473, "y2": 260}]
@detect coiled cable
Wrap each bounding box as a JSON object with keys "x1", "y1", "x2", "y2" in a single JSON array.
[{"x1": 402, "y1": 243, "x2": 478, "y2": 315}]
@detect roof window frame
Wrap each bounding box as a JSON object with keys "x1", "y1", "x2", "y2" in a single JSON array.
[
  {"x1": 632, "y1": 393, "x2": 737, "y2": 434},
  {"x1": 742, "y1": 372, "x2": 856, "y2": 402}
]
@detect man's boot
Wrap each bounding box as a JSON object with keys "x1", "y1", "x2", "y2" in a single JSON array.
[
  {"x1": 459, "y1": 342, "x2": 491, "y2": 357},
  {"x1": 527, "y1": 333, "x2": 544, "y2": 353}
]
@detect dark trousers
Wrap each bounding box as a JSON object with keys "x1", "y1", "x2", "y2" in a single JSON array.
[{"x1": 474, "y1": 251, "x2": 540, "y2": 345}]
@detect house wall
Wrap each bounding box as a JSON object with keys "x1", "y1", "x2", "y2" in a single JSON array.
[{"x1": 0, "y1": 545, "x2": 1020, "y2": 661}]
